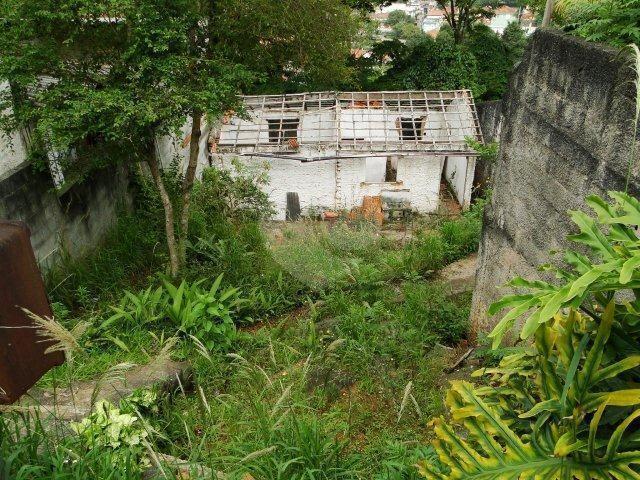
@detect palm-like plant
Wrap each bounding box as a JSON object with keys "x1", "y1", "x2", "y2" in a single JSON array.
[{"x1": 420, "y1": 193, "x2": 640, "y2": 478}]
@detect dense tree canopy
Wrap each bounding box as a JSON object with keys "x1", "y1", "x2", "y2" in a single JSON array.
[
  {"x1": 435, "y1": 0, "x2": 495, "y2": 43},
  {"x1": 375, "y1": 36, "x2": 482, "y2": 95},
  {"x1": 353, "y1": 17, "x2": 526, "y2": 101},
  {"x1": 0, "y1": 0, "x2": 359, "y2": 275}
]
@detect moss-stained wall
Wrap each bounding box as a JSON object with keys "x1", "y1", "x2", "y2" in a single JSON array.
[
  {"x1": 471, "y1": 29, "x2": 640, "y2": 337},
  {"x1": 0, "y1": 163, "x2": 131, "y2": 270}
]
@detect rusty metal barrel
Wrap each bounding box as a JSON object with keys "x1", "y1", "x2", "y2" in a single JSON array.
[{"x1": 0, "y1": 221, "x2": 65, "y2": 404}]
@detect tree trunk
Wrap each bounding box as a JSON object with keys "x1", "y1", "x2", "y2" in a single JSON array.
[
  {"x1": 148, "y1": 146, "x2": 180, "y2": 277},
  {"x1": 178, "y1": 110, "x2": 203, "y2": 264}
]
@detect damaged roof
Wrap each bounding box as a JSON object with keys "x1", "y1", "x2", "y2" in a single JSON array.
[{"x1": 216, "y1": 90, "x2": 483, "y2": 161}]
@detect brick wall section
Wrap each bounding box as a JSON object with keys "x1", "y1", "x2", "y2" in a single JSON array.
[
  {"x1": 471, "y1": 29, "x2": 640, "y2": 336},
  {"x1": 0, "y1": 164, "x2": 131, "y2": 270}
]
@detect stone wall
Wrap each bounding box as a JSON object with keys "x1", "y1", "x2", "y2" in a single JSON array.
[
  {"x1": 473, "y1": 100, "x2": 503, "y2": 197},
  {"x1": 0, "y1": 162, "x2": 131, "y2": 270},
  {"x1": 477, "y1": 100, "x2": 503, "y2": 143},
  {"x1": 471, "y1": 29, "x2": 640, "y2": 336}
]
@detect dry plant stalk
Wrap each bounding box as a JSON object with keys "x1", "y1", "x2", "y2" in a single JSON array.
[{"x1": 21, "y1": 308, "x2": 87, "y2": 363}]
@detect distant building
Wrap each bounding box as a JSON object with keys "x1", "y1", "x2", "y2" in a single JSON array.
[
  {"x1": 210, "y1": 90, "x2": 483, "y2": 219},
  {"x1": 487, "y1": 6, "x2": 519, "y2": 35},
  {"x1": 422, "y1": 8, "x2": 446, "y2": 34}
]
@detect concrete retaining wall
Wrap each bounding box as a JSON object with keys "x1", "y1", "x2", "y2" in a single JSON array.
[
  {"x1": 0, "y1": 160, "x2": 131, "y2": 270},
  {"x1": 471, "y1": 29, "x2": 640, "y2": 336}
]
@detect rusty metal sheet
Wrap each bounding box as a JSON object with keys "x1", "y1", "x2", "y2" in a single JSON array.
[{"x1": 0, "y1": 221, "x2": 65, "y2": 404}]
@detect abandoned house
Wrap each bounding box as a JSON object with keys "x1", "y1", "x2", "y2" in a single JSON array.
[{"x1": 210, "y1": 90, "x2": 483, "y2": 221}]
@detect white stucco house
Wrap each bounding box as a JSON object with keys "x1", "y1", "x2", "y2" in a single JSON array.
[{"x1": 209, "y1": 90, "x2": 483, "y2": 221}]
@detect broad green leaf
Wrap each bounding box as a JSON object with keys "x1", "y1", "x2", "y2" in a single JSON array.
[
  {"x1": 560, "y1": 333, "x2": 590, "y2": 412},
  {"x1": 554, "y1": 431, "x2": 585, "y2": 457},
  {"x1": 592, "y1": 355, "x2": 640, "y2": 386},
  {"x1": 488, "y1": 294, "x2": 536, "y2": 316},
  {"x1": 621, "y1": 253, "x2": 640, "y2": 284},
  {"x1": 567, "y1": 210, "x2": 616, "y2": 260},
  {"x1": 489, "y1": 297, "x2": 540, "y2": 349}
]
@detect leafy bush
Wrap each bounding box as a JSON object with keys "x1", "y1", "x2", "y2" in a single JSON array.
[
  {"x1": 190, "y1": 162, "x2": 274, "y2": 232},
  {"x1": 0, "y1": 413, "x2": 144, "y2": 479},
  {"x1": 375, "y1": 442, "x2": 439, "y2": 480},
  {"x1": 502, "y1": 21, "x2": 528, "y2": 65},
  {"x1": 421, "y1": 193, "x2": 640, "y2": 478},
  {"x1": 565, "y1": 0, "x2": 640, "y2": 47},
  {"x1": 465, "y1": 24, "x2": 512, "y2": 100},
  {"x1": 104, "y1": 286, "x2": 164, "y2": 329},
  {"x1": 375, "y1": 36, "x2": 482, "y2": 97},
  {"x1": 163, "y1": 274, "x2": 242, "y2": 350},
  {"x1": 70, "y1": 400, "x2": 151, "y2": 473},
  {"x1": 46, "y1": 211, "x2": 165, "y2": 310},
  {"x1": 102, "y1": 274, "x2": 243, "y2": 351}
]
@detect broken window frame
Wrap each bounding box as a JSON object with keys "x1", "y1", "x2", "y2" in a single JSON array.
[{"x1": 267, "y1": 117, "x2": 300, "y2": 145}]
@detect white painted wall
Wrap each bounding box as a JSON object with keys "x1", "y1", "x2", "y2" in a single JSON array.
[
  {"x1": 157, "y1": 118, "x2": 211, "y2": 178},
  {"x1": 0, "y1": 131, "x2": 28, "y2": 179},
  {"x1": 212, "y1": 153, "x2": 444, "y2": 220},
  {"x1": 444, "y1": 155, "x2": 476, "y2": 210},
  {"x1": 443, "y1": 98, "x2": 476, "y2": 209}
]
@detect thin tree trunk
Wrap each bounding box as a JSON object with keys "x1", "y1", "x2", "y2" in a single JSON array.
[
  {"x1": 148, "y1": 146, "x2": 180, "y2": 277},
  {"x1": 179, "y1": 110, "x2": 203, "y2": 264}
]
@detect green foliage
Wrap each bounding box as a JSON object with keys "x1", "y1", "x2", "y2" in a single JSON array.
[
  {"x1": 466, "y1": 24, "x2": 512, "y2": 100},
  {"x1": 376, "y1": 36, "x2": 482, "y2": 96},
  {"x1": 164, "y1": 274, "x2": 242, "y2": 351},
  {"x1": 105, "y1": 286, "x2": 165, "y2": 329},
  {"x1": 232, "y1": 417, "x2": 360, "y2": 479},
  {"x1": 190, "y1": 163, "x2": 275, "y2": 230},
  {"x1": 104, "y1": 274, "x2": 243, "y2": 351},
  {"x1": 402, "y1": 283, "x2": 470, "y2": 345},
  {"x1": 502, "y1": 21, "x2": 528, "y2": 64},
  {"x1": 70, "y1": 400, "x2": 151, "y2": 474},
  {"x1": 564, "y1": 0, "x2": 640, "y2": 47},
  {"x1": 434, "y1": 0, "x2": 496, "y2": 44},
  {"x1": 356, "y1": 12, "x2": 526, "y2": 100},
  {"x1": 0, "y1": 413, "x2": 146, "y2": 479},
  {"x1": 467, "y1": 137, "x2": 499, "y2": 164},
  {"x1": 375, "y1": 442, "x2": 439, "y2": 480},
  {"x1": 386, "y1": 10, "x2": 416, "y2": 28},
  {"x1": 46, "y1": 210, "x2": 165, "y2": 310},
  {"x1": 422, "y1": 193, "x2": 640, "y2": 478},
  {"x1": 220, "y1": 0, "x2": 357, "y2": 93}
]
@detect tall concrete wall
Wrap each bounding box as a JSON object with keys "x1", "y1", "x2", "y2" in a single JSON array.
[
  {"x1": 476, "y1": 100, "x2": 503, "y2": 143},
  {"x1": 471, "y1": 29, "x2": 640, "y2": 336},
  {"x1": 0, "y1": 153, "x2": 131, "y2": 270}
]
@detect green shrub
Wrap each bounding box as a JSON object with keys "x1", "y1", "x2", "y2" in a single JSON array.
[
  {"x1": 375, "y1": 442, "x2": 439, "y2": 480},
  {"x1": 46, "y1": 211, "x2": 165, "y2": 310},
  {"x1": 101, "y1": 274, "x2": 243, "y2": 351},
  {"x1": 70, "y1": 400, "x2": 151, "y2": 473},
  {"x1": 375, "y1": 36, "x2": 482, "y2": 98},
  {"x1": 421, "y1": 193, "x2": 640, "y2": 478},
  {"x1": 565, "y1": 0, "x2": 640, "y2": 47},
  {"x1": 0, "y1": 413, "x2": 145, "y2": 480},
  {"x1": 466, "y1": 24, "x2": 512, "y2": 100}
]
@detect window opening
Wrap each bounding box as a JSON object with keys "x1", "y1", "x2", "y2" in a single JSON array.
[{"x1": 268, "y1": 118, "x2": 299, "y2": 144}]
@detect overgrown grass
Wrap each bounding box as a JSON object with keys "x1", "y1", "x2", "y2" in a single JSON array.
[{"x1": 5, "y1": 173, "x2": 484, "y2": 478}]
